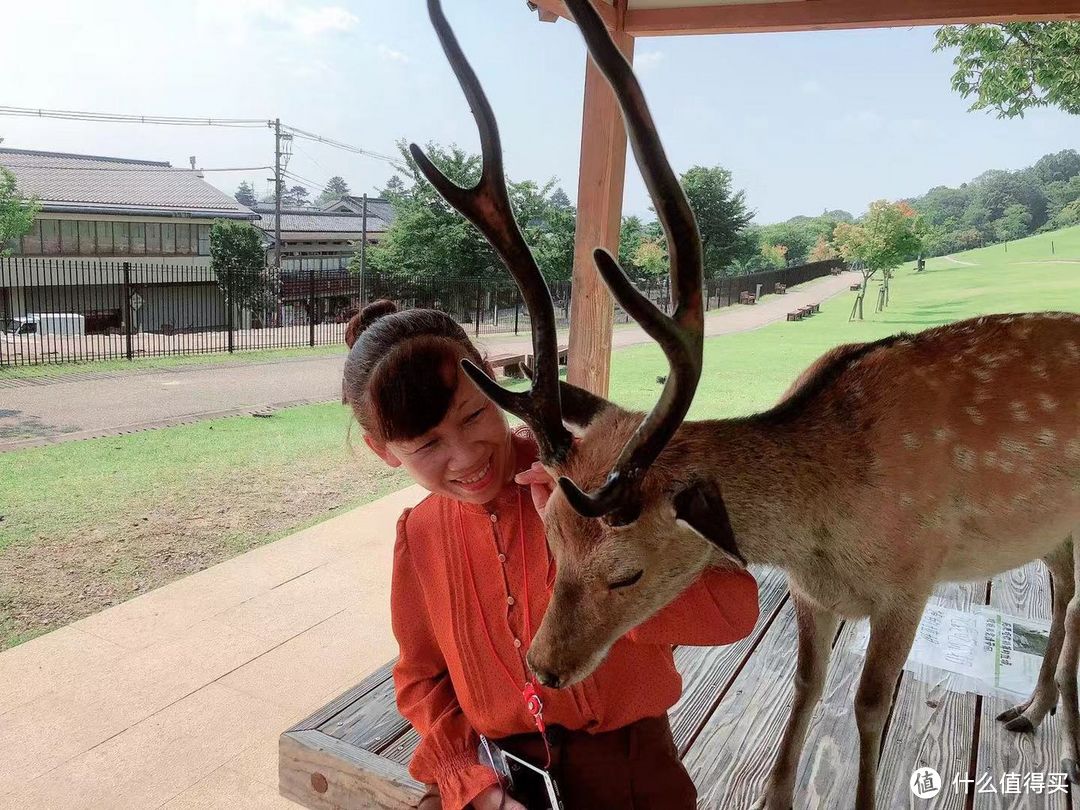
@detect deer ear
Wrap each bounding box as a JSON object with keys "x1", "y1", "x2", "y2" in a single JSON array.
[
  {"x1": 672, "y1": 480, "x2": 745, "y2": 568},
  {"x1": 558, "y1": 380, "x2": 611, "y2": 429}
]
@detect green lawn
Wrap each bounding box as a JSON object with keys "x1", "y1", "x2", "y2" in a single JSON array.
[
  {"x1": 0, "y1": 343, "x2": 346, "y2": 381},
  {"x1": 2, "y1": 225, "x2": 1078, "y2": 649}
]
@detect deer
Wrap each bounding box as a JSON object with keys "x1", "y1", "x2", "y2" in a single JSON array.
[{"x1": 412, "y1": 0, "x2": 1080, "y2": 807}]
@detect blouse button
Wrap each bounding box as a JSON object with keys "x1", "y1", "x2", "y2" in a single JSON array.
[
  {"x1": 490, "y1": 514, "x2": 498, "y2": 523},
  {"x1": 498, "y1": 553, "x2": 507, "y2": 564},
  {"x1": 513, "y1": 638, "x2": 522, "y2": 648},
  {"x1": 507, "y1": 596, "x2": 515, "y2": 606}
]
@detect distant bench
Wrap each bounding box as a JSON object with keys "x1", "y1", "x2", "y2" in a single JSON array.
[
  {"x1": 488, "y1": 346, "x2": 568, "y2": 378},
  {"x1": 786, "y1": 303, "x2": 820, "y2": 322}
]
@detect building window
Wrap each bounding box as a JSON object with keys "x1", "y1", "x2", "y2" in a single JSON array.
[
  {"x1": 78, "y1": 221, "x2": 97, "y2": 254},
  {"x1": 162, "y1": 223, "x2": 176, "y2": 255},
  {"x1": 113, "y1": 222, "x2": 130, "y2": 255},
  {"x1": 130, "y1": 222, "x2": 146, "y2": 254},
  {"x1": 59, "y1": 220, "x2": 79, "y2": 254},
  {"x1": 175, "y1": 223, "x2": 192, "y2": 255},
  {"x1": 146, "y1": 223, "x2": 161, "y2": 254},
  {"x1": 96, "y1": 221, "x2": 114, "y2": 254},
  {"x1": 41, "y1": 220, "x2": 61, "y2": 255},
  {"x1": 197, "y1": 224, "x2": 211, "y2": 256},
  {"x1": 21, "y1": 221, "x2": 42, "y2": 255}
]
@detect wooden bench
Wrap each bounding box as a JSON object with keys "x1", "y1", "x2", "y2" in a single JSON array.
[
  {"x1": 774, "y1": 283, "x2": 787, "y2": 295},
  {"x1": 487, "y1": 352, "x2": 527, "y2": 377},
  {"x1": 738, "y1": 291, "x2": 756, "y2": 305},
  {"x1": 280, "y1": 563, "x2": 1067, "y2": 809},
  {"x1": 850, "y1": 283, "x2": 862, "y2": 292},
  {"x1": 786, "y1": 311, "x2": 803, "y2": 322}
]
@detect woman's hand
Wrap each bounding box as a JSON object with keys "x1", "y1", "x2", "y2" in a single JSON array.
[
  {"x1": 514, "y1": 462, "x2": 555, "y2": 517},
  {"x1": 473, "y1": 784, "x2": 527, "y2": 810}
]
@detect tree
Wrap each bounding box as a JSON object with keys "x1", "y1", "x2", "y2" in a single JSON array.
[
  {"x1": 209, "y1": 220, "x2": 278, "y2": 316},
  {"x1": 234, "y1": 181, "x2": 257, "y2": 208},
  {"x1": 994, "y1": 204, "x2": 1033, "y2": 242},
  {"x1": 633, "y1": 239, "x2": 667, "y2": 278},
  {"x1": 808, "y1": 235, "x2": 837, "y2": 263},
  {"x1": 679, "y1": 165, "x2": 755, "y2": 277},
  {"x1": 282, "y1": 185, "x2": 310, "y2": 207},
  {"x1": 833, "y1": 201, "x2": 924, "y2": 320},
  {"x1": 934, "y1": 23, "x2": 1080, "y2": 117},
  {"x1": 317, "y1": 176, "x2": 351, "y2": 206},
  {"x1": 0, "y1": 168, "x2": 38, "y2": 255},
  {"x1": 758, "y1": 243, "x2": 788, "y2": 270}
]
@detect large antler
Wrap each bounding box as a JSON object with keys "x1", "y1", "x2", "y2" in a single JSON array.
[
  {"x1": 555, "y1": 0, "x2": 704, "y2": 523},
  {"x1": 410, "y1": 0, "x2": 572, "y2": 465}
]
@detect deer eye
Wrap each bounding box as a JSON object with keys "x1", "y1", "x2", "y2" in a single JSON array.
[{"x1": 608, "y1": 570, "x2": 643, "y2": 591}]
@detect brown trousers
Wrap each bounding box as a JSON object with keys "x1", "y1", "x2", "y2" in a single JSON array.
[{"x1": 419, "y1": 715, "x2": 696, "y2": 810}]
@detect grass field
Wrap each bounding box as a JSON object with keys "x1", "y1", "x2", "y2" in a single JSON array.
[{"x1": 1, "y1": 225, "x2": 1077, "y2": 649}]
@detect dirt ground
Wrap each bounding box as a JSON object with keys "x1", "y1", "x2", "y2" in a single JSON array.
[{"x1": 0, "y1": 453, "x2": 407, "y2": 649}]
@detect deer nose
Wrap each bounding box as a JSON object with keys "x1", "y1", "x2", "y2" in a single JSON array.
[{"x1": 532, "y1": 668, "x2": 562, "y2": 689}]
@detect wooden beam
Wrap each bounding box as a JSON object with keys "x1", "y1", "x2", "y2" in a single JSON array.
[
  {"x1": 627, "y1": 0, "x2": 1080, "y2": 37},
  {"x1": 529, "y1": 0, "x2": 618, "y2": 28},
  {"x1": 566, "y1": 31, "x2": 634, "y2": 396}
]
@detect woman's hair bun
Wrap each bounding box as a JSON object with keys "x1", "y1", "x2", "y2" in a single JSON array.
[{"x1": 345, "y1": 299, "x2": 399, "y2": 349}]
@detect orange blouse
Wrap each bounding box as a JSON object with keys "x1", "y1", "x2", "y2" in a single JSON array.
[{"x1": 391, "y1": 436, "x2": 760, "y2": 810}]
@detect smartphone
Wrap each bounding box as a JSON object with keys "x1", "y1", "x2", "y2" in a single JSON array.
[{"x1": 479, "y1": 736, "x2": 564, "y2": 810}]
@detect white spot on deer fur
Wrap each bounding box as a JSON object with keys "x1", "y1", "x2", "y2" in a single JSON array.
[
  {"x1": 953, "y1": 446, "x2": 977, "y2": 472},
  {"x1": 982, "y1": 451, "x2": 999, "y2": 469},
  {"x1": 1000, "y1": 438, "x2": 1034, "y2": 460},
  {"x1": 1010, "y1": 401, "x2": 1030, "y2": 422},
  {"x1": 1037, "y1": 393, "x2": 1059, "y2": 412},
  {"x1": 980, "y1": 352, "x2": 1007, "y2": 368},
  {"x1": 1066, "y1": 439, "x2": 1080, "y2": 461},
  {"x1": 934, "y1": 427, "x2": 955, "y2": 444},
  {"x1": 973, "y1": 367, "x2": 994, "y2": 383},
  {"x1": 1032, "y1": 361, "x2": 1049, "y2": 379},
  {"x1": 902, "y1": 433, "x2": 921, "y2": 450},
  {"x1": 899, "y1": 493, "x2": 914, "y2": 508},
  {"x1": 1065, "y1": 341, "x2": 1079, "y2": 362},
  {"x1": 1036, "y1": 429, "x2": 1057, "y2": 448},
  {"x1": 964, "y1": 406, "x2": 985, "y2": 425},
  {"x1": 974, "y1": 388, "x2": 993, "y2": 404}
]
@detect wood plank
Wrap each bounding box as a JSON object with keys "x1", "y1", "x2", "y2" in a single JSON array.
[
  {"x1": 565, "y1": 29, "x2": 633, "y2": 397},
  {"x1": 289, "y1": 660, "x2": 396, "y2": 733},
  {"x1": 381, "y1": 728, "x2": 421, "y2": 767},
  {"x1": 626, "y1": 0, "x2": 1080, "y2": 37},
  {"x1": 279, "y1": 729, "x2": 425, "y2": 810},
  {"x1": 669, "y1": 566, "x2": 789, "y2": 755},
  {"x1": 974, "y1": 561, "x2": 1067, "y2": 810},
  {"x1": 878, "y1": 581, "x2": 986, "y2": 810},
  {"x1": 681, "y1": 599, "x2": 800, "y2": 808}
]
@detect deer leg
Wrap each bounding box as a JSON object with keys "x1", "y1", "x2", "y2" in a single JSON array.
[
  {"x1": 998, "y1": 539, "x2": 1074, "y2": 733},
  {"x1": 853, "y1": 603, "x2": 923, "y2": 810},
  {"x1": 753, "y1": 591, "x2": 839, "y2": 810},
  {"x1": 1056, "y1": 533, "x2": 1080, "y2": 783}
]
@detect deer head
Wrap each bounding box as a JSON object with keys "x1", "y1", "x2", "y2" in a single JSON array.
[{"x1": 414, "y1": 0, "x2": 735, "y2": 688}]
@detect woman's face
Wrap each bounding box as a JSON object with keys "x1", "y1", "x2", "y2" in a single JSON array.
[{"x1": 366, "y1": 365, "x2": 514, "y2": 504}]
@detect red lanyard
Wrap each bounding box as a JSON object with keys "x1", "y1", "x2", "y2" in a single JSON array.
[{"x1": 457, "y1": 488, "x2": 552, "y2": 766}]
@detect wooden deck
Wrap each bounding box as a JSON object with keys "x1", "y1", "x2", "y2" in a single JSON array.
[{"x1": 280, "y1": 562, "x2": 1076, "y2": 809}]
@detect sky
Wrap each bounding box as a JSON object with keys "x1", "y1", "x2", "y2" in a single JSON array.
[{"x1": 0, "y1": 1, "x2": 1076, "y2": 224}]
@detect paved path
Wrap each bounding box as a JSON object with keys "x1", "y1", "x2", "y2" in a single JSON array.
[{"x1": 0, "y1": 272, "x2": 859, "y2": 452}]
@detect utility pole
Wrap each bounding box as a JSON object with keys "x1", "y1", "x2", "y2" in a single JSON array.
[
  {"x1": 273, "y1": 118, "x2": 282, "y2": 273},
  {"x1": 360, "y1": 193, "x2": 368, "y2": 306}
]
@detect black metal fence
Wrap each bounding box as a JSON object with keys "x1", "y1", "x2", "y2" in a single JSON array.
[{"x1": 0, "y1": 257, "x2": 843, "y2": 367}]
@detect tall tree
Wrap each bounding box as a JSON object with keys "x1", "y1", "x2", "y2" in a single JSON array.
[
  {"x1": 0, "y1": 167, "x2": 38, "y2": 255},
  {"x1": 234, "y1": 181, "x2": 257, "y2": 208},
  {"x1": 934, "y1": 23, "x2": 1080, "y2": 117},
  {"x1": 833, "y1": 201, "x2": 924, "y2": 320},
  {"x1": 282, "y1": 185, "x2": 310, "y2": 207},
  {"x1": 678, "y1": 165, "x2": 755, "y2": 277},
  {"x1": 209, "y1": 220, "x2": 278, "y2": 314},
  {"x1": 317, "y1": 176, "x2": 351, "y2": 206}
]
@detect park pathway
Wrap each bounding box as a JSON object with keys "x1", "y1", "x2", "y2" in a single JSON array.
[{"x1": 0, "y1": 272, "x2": 858, "y2": 452}]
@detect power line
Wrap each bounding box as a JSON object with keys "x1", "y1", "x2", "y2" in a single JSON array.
[
  {"x1": 0, "y1": 105, "x2": 269, "y2": 128},
  {"x1": 281, "y1": 124, "x2": 399, "y2": 165},
  {"x1": 5, "y1": 163, "x2": 272, "y2": 173}
]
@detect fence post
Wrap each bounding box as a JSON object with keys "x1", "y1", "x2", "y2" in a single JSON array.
[
  {"x1": 474, "y1": 281, "x2": 482, "y2": 337},
  {"x1": 226, "y1": 264, "x2": 235, "y2": 354},
  {"x1": 307, "y1": 258, "x2": 316, "y2": 348},
  {"x1": 514, "y1": 294, "x2": 520, "y2": 335},
  {"x1": 123, "y1": 260, "x2": 133, "y2": 361}
]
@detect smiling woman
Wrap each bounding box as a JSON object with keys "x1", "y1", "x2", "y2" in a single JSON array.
[{"x1": 339, "y1": 299, "x2": 760, "y2": 810}]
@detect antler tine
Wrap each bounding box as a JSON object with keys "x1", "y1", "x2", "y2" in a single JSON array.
[
  {"x1": 413, "y1": 0, "x2": 572, "y2": 464},
  {"x1": 557, "y1": 0, "x2": 704, "y2": 521}
]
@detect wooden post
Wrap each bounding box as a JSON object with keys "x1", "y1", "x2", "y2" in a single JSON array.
[{"x1": 566, "y1": 27, "x2": 634, "y2": 396}]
